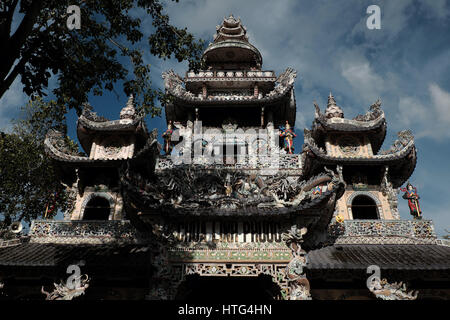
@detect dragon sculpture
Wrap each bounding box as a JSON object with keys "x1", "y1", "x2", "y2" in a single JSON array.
[
  {"x1": 368, "y1": 278, "x2": 418, "y2": 300},
  {"x1": 282, "y1": 225, "x2": 312, "y2": 300},
  {"x1": 41, "y1": 275, "x2": 90, "y2": 300}
]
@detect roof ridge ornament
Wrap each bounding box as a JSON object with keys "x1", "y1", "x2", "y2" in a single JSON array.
[
  {"x1": 81, "y1": 102, "x2": 109, "y2": 122},
  {"x1": 353, "y1": 98, "x2": 384, "y2": 121},
  {"x1": 368, "y1": 278, "x2": 418, "y2": 300},
  {"x1": 120, "y1": 94, "x2": 136, "y2": 120},
  {"x1": 313, "y1": 101, "x2": 322, "y2": 119},
  {"x1": 327, "y1": 92, "x2": 336, "y2": 107},
  {"x1": 325, "y1": 92, "x2": 344, "y2": 119}
]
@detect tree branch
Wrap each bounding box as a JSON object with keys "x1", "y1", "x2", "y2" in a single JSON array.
[
  {"x1": 0, "y1": 56, "x2": 25, "y2": 98},
  {"x1": 0, "y1": 1, "x2": 42, "y2": 81},
  {"x1": 0, "y1": 0, "x2": 19, "y2": 42}
]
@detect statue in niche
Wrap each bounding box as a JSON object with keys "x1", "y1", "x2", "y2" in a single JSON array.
[
  {"x1": 162, "y1": 120, "x2": 174, "y2": 155},
  {"x1": 279, "y1": 121, "x2": 296, "y2": 154},
  {"x1": 400, "y1": 182, "x2": 422, "y2": 219},
  {"x1": 224, "y1": 173, "x2": 233, "y2": 197}
]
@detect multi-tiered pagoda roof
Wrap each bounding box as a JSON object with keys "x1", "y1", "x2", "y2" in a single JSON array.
[
  {"x1": 0, "y1": 14, "x2": 449, "y2": 302},
  {"x1": 302, "y1": 94, "x2": 416, "y2": 187}
]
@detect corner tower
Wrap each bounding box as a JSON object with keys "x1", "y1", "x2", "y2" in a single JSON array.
[{"x1": 303, "y1": 94, "x2": 416, "y2": 221}]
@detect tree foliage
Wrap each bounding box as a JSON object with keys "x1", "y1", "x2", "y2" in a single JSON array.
[
  {"x1": 0, "y1": 0, "x2": 205, "y2": 116},
  {"x1": 0, "y1": 98, "x2": 78, "y2": 227}
]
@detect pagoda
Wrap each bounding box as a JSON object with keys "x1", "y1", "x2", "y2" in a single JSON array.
[{"x1": 0, "y1": 15, "x2": 449, "y2": 301}]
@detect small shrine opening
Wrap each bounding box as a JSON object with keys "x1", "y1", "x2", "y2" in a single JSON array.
[
  {"x1": 351, "y1": 195, "x2": 379, "y2": 219},
  {"x1": 83, "y1": 197, "x2": 111, "y2": 220},
  {"x1": 177, "y1": 275, "x2": 281, "y2": 300}
]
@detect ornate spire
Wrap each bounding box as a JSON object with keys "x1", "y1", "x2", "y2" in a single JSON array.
[
  {"x1": 120, "y1": 94, "x2": 136, "y2": 120},
  {"x1": 213, "y1": 14, "x2": 248, "y2": 43},
  {"x1": 325, "y1": 92, "x2": 344, "y2": 119},
  {"x1": 327, "y1": 92, "x2": 336, "y2": 107},
  {"x1": 203, "y1": 14, "x2": 262, "y2": 68}
]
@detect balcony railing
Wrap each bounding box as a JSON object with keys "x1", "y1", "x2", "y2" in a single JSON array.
[
  {"x1": 344, "y1": 219, "x2": 436, "y2": 238},
  {"x1": 329, "y1": 219, "x2": 437, "y2": 240},
  {"x1": 185, "y1": 70, "x2": 276, "y2": 79},
  {"x1": 29, "y1": 220, "x2": 140, "y2": 244},
  {"x1": 156, "y1": 154, "x2": 302, "y2": 171}
]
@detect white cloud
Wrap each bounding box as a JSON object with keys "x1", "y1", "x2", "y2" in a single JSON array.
[
  {"x1": 429, "y1": 83, "x2": 450, "y2": 124},
  {"x1": 340, "y1": 59, "x2": 384, "y2": 102},
  {"x1": 395, "y1": 83, "x2": 450, "y2": 140},
  {"x1": 421, "y1": 0, "x2": 450, "y2": 20},
  {"x1": 395, "y1": 96, "x2": 427, "y2": 129}
]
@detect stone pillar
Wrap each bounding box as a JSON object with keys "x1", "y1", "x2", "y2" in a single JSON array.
[
  {"x1": 254, "y1": 83, "x2": 259, "y2": 98},
  {"x1": 266, "y1": 110, "x2": 276, "y2": 152},
  {"x1": 202, "y1": 83, "x2": 207, "y2": 99},
  {"x1": 261, "y1": 106, "x2": 265, "y2": 128}
]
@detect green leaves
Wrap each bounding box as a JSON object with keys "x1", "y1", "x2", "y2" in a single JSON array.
[
  {"x1": 0, "y1": 0, "x2": 205, "y2": 117},
  {"x1": 0, "y1": 98, "x2": 77, "y2": 226},
  {"x1": 0, "y1": 1, "x2": 206, "y2": 226}
]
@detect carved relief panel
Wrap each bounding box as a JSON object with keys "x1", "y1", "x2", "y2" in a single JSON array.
[
  {"x1": 90, "y1": 135, "x2": 135, "y2": 160},
  {"x1": 325, "y1": 134, "x2": 372, "y2": 158}
]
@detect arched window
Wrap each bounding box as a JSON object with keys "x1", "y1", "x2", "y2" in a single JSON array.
[
  {"x1": 351, "y1": 195, "x2": 379, "y2": 219},
  {"x1": 83, "y1": 197, "x2": 111, "y2": 220}
]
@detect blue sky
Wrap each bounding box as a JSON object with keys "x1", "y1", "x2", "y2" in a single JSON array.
[{"x1": 1, "y1": 0, "x2": 449, "y2": 236}]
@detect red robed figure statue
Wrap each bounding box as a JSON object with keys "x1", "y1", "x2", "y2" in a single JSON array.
[
  {"x1": 279, "y1": 121, "x2": 297, "y2": 154},
  {"x1": 400, "y1": 182, "x2": 422, "y2": 219},
  {"x1": 162, "y1": 120, "x2": 174, "y2": 155}
]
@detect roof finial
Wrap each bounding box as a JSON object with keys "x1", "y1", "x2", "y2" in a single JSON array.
[
  {"x1": 327, "y1": 92, "x2": 336, "y2": 107},
  {"x1": 120, "y1": 94, "x2": 136, "y2": 120},
  {"x1": 127, "y1": 94, "x2": 134, "y2": 107},
  {"x1": 325, "y1": 91, "x2": 344, "y2": 119}
]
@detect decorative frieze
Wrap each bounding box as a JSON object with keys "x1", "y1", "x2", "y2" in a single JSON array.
[
  {"x1": 169, "y1": 247, "x2": 291, "y2": 263},
  {"x1": 155, "y1": 154, "x2": 302, "y2": 171},
  {"x1": 181, "y1": 263, "x2": 289, "y2": 299},
  {"x1": 29, "y1": 220, "x2": 143, "y2": 244},
  {"x1": 186, "y1": 70, "x2": 275, "y2": 80}
]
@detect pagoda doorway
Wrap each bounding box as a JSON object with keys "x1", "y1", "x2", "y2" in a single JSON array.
[
  {"x1": 83, "y1": 196, "x2": 111, "y2": 220},
  {"x1": 176, "y1": 274, "x2": 281, "y2": 300},
  {"x1": 351, "y1": 195, "x2": 379, "y2": 219}
]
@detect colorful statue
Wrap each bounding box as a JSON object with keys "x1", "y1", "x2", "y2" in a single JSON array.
[
  {"x1": 335, "y1": 214, "x2": 345, "y2": 223},
  {"x1": 400, "y1": 182, "x2": 422, "y2": 219},
  {"x1": 312, "y1": 185, "x2": 322, "y2": 197},
  {"x1": 279, "y1": 121, "x2": 297, "y2": 154},
  {"x1": 162, "y1": 121, "x2": 174, "y2": 155}
]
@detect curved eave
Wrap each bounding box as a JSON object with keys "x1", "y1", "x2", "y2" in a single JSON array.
[
  {"x1": 77, "y1": 115, "x2": 143, "y2": 132},
  {"x1": 313, "y1": 116, "x2": 387, "y2": 153},
  {"x1": 314, "y1": 114, "x2": 386, "y2": 133},
  {"x1": 44, "y1": 137, "x2": 125, "y2": 167},
  {"x1": 169, "y1": 84, "x2": 293, "y2": 106},
  {"x1": 202, "y1": 40, "x2": 262, "y2": 65},
  {"x1": 304, "y1": 142, "x2": 417, "y2": 187},
  {"x1": 306, "y1": 139, "x2": 415, "y2": 164},
  {"x1": 77, "y1": 116, "x2": 148, "y2": 155}
]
